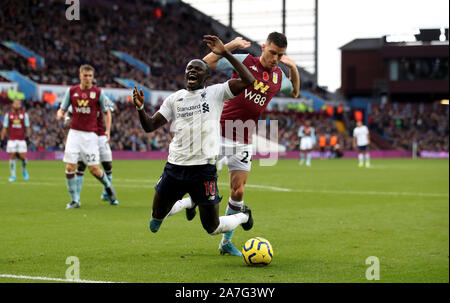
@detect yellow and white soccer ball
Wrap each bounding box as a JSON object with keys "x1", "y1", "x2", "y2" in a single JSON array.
[{"x1": 242, "y1": 237, "x2": 274, "y2": 266}]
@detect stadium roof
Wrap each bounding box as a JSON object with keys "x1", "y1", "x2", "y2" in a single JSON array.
[{"x1": 339, "y1": 38, "x2": 383, "y2": 51}]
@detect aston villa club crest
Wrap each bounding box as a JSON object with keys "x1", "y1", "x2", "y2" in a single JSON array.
[
  {"x1": 273, "y1": 73, "x2": 278, "y2": 84},
  {"x1": 90, "y1": 91, "x2": 96, "y2": 99},
  {"x1": 19, "y1": 114, "x2": 23, "y2": 119},
  {"x1": 263, "y1": 71, "x2": 269, "y2": 81}
]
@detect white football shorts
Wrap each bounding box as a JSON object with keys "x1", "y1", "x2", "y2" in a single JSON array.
[
  {"x1": 300, "y1": 137, "x2": 314, "y2": 150},
  {"x1": 98, "y1": 135, "x2": 112, "y2": 162},
  {"x1": 64, "y1": 129, "x2": 99, "y2": 166},
  {"x1": 218, "y1": 136, "x2": 253, "y2": 172},
  {"x1": 7, "y1": 140, "x2": 27, "y2": 153}
]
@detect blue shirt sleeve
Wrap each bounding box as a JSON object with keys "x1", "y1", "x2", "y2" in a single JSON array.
[
  {"x1": 311, "y1": 128, "x2": 316, "y2": 143},
  {"x1": 280, "y1": 69, "x2": 294, "y2": 97},
  {"x1": 298, "y1": 126, "x2": 304, "y2": 137},
  {"x1": 24, "y1": 113, "x2": 30, "y2": 127},
  {"x1": 60, "y1": 88, "x2": 71, "y2": 111},
  {"x1": 99, "y1": 91, "x2": 107, "y2": 112},
  {"x1": 3, "y1": 113, "x2": 9, "y2": 128},
  {"x1": 216, "y1": 54, "x2": 249, "y2": 72}
]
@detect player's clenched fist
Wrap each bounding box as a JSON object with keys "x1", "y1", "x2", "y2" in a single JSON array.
[{"x1": 133, "y1": 86, "x2": 144, "y2": 110}]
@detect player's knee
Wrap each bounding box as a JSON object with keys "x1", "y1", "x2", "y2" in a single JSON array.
[{"x1": 65, "y1": 163, "x2": 77, "y2": 173}]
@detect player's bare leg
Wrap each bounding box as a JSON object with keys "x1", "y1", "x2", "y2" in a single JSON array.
[
  {"x1": 18, "y1": 152, "x2": 29, "y2": 180},
  {"x1": 8, "y1": 152, "x2": 16, "y2": 182},
  {"x1": 219, "y1": 170, "x2": 248, "y2": 256},
  {"x1": 88, "y1": 164, "x2": 118, "y2": 205}
]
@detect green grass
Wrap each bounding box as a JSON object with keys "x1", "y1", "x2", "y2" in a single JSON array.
[{"x1": 0, "y1": 158, "x2": 448, "y2": 283}]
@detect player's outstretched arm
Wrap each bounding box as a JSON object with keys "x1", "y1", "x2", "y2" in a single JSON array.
[
  {"x1": 133, "y1": 87, "x2": 167, "y2": 133},
  {"x1": 280, "y1": 55, "x2": 300, "y2": 98},
  {"x1": 203, "y1": 35, "x2": 255, "y2": 95},
  {"x1": 203, "y1": 36, "x2": 251, "y2": 69}
]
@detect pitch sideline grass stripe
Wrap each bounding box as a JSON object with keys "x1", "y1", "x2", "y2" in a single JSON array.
[
  {"x1": 0, "y1": 180, "x2": 447, "y2": 198},
  {"x1": 0, "y1": 274, "x2": 122, "y2": 283}
]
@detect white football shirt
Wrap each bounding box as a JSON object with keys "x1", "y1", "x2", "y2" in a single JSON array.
[
  {"x1": 158, "y1": 81, "x2": 234, "y2": 166},
  {"x1": 353, "y1": 125, "x2": 369, "y2": 146}
]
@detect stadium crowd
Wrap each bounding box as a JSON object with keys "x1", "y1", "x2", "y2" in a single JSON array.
[
  {"x1": 2, "y1": 93, "x2": 447, "y2": 153},
  {"x1": 0, "y1": 1, "x2": 448, "y2": 154},
  {"x1": 369, "y1": 103, "x2": 449, "y2": 152},
  {"x1": 0, "y1": 0, "x2": 227, "y2": 91}
]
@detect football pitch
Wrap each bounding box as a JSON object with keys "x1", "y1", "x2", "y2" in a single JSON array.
[{"x1": 0, "y1": 158, "x2": 448, "y2": 283}]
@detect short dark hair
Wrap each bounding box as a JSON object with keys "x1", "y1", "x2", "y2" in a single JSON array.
[{"x1": 266, "y1": 32, "x2": 288, "y2": 48}]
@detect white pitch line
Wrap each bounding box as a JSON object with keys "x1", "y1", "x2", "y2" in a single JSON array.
[
  {"x1": 0, "y1": 180, "x2": 447, "y2": 198},
  {"x1": 0, "y1": 274, "x2": 122, "y2": 283}
]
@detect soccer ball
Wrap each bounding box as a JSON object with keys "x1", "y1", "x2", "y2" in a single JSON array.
[{"x1": 242, "y1": 237, "x2": 274, "y2": 266}]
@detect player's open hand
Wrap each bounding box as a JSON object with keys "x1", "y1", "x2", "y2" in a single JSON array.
[
  {"x1": 133, "y1": 86, "x2": 144, "y2": 109},
  {"x1": 203, "y1": 35, "x2": 226, "y2": 56},
  {"x1": 280, "y1": 55, "x2": 295, "y2": 69},
  {"x1": 232, "y1": 37, "x2": 251, "y2": 49}
]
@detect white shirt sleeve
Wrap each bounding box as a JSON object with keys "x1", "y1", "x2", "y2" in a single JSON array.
[{"x1": 157, "y1": 94, "x2": 175, "y2": 122}]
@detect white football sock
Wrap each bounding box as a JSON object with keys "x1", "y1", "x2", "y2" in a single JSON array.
[
  {"x1": 209, "y1": 213, "x2": 249, "y2": 235},
  {"x1": 168, "y1": 197, "x2": 194, "y2": 216},
  {"x1": 365, "y1": 153, "x2": 371, "y2": 163},
  {"x1": 358, "y1": 153, "x2": 364, "y2": 164}
]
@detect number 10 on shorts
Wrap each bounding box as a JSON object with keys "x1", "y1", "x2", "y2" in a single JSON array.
[{"x1": 204, "y1": 181, "x2": 216, "y2": 196}]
